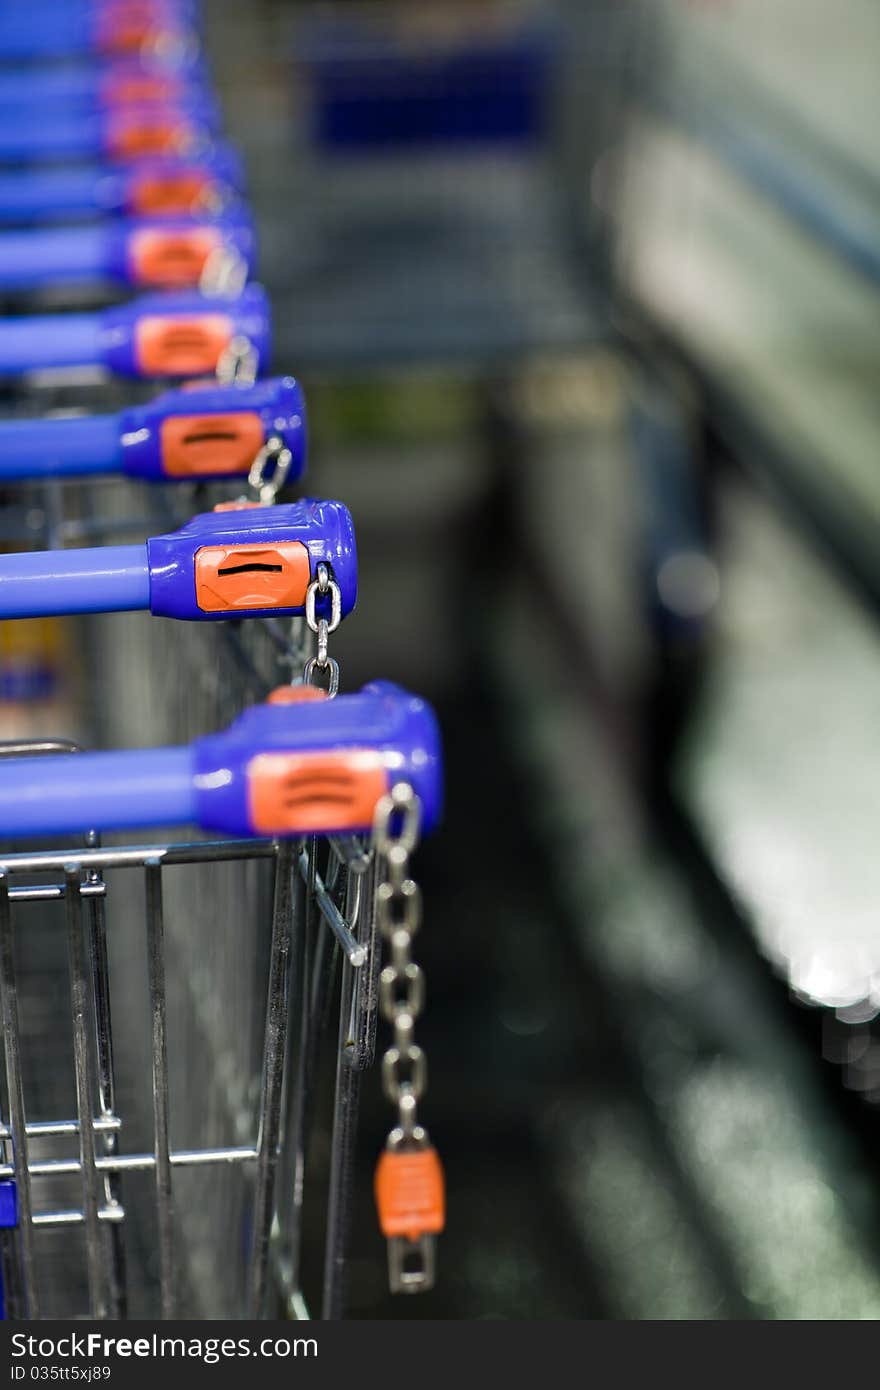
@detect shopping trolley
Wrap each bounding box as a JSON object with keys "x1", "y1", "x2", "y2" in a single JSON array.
[
  {"x1": 0, "y1": 0, "x2": 445, "y2": 1324},
  {"x1": 0, "y1": 427, "x2": 445, "y2": 1320}
]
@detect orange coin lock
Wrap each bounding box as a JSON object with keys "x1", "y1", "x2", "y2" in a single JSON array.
[
  {"x1": 107, "y1": 120, "x2": 191, "y2": 161},
  {"x1": 129, "y1": 228, "x2": 221, "y2": 289},
  {"x1": 160, "y1": 412, "x2": 264, "y2": 477},
  {"x1": 247, "y1": 749, "x2": 389, "y2": 836},
  {"x1": 129, "y1": 171, "x2": 215, "y2": 217},
  {"x1": 194, "y1": 540, "x2": 311, "y2": 614},
  {"x1": 134, "y1": 314, "x2": 233, "y2": 377}
]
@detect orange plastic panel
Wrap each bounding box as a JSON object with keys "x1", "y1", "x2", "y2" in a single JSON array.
[
  {"x1": 129, "y1": 171, "x2": 214, "y2": 216},
  {"x1": 212, "y1": 501, "x2": 262, "y2": 513},
  {"x1": 247, "y1": 749, "x2": 388, "y2": 836},
  {"x1": 266, "y1": 685, "x2": 328, "y2": 705},
  {"x1": 99, "y1": 21, "x2": 154, "y2": 55},
  {"x1": 103, "y1": 74, "x2": 182, "y2": 106},
  {"x1": 134, "y1": 313, "x2": 233, "y2": 377},
  {"x1": 107, "y1": 120, "x2": 191, "y2": 160},
  {"x1": 129, "y1": 227, "x2": 221, "y2": 288},
  {"x1": 194, "y1": 540, "x2": 310, "y2": 613},
  {"x1": 375, "y1": 1148, "x2": 446, "y2": 1243},
  {"x1": 160, "y1": 412, "x2": 263, "y2": 477}
]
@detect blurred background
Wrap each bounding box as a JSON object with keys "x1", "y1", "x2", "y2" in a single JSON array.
[
  {"x1": 204, "y1": 0, "x2": 880, "y2": 1319},
  {"x1": 9, "y1": 0, "x2": 880, "y2": 1319}
]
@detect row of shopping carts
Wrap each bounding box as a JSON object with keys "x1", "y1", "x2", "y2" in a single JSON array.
[{"x1": 0, "y1": 0, "x2": 444, "y2": 1321}]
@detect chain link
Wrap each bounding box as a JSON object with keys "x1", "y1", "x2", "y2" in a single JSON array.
[
  {"x1": 303, "y1": 562, "x2": 342, "y2": 698},
  {"x1": 248, "y1": 434, "x2": 293, "y2": 505},
  {"x1": 374, "y1": 784, "x2": 429, "y2": 1150}
]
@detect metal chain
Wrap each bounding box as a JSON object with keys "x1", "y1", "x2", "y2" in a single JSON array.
[
  {"x1": 249, "y1": 434, "x2": 293, "y2": 505},
  {"x1": 374, "y1": 785, "x2": 428, "y2": 1150},
  {"x1": 303, "y1": 562, "x2": 342, "y2": 698},
  {"x1": 199, "y1": 244, "x2": 249, "y2": 299},
  {"x1": 215, "y1": 333, "x2": 259, "y2": 386}
]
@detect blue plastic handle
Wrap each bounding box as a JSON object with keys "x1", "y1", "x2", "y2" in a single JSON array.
[
  {"x1": 0, "y1": 227, "x2": 116, "y2": 289},
  {"x1": 0, "y1": 313, "x2": 102, "y2": 375},
  {"x1": 0, "y1": 169, "x2": 130, "y2": 223},
  {"x1": 0, "y1": 113, "x2": 107, "y2": 162},
  {"x1": 0, "y1": 414, "x2": 120, "y2": 480},
  {"x1": 0, "y1": 546, "x2": 150, "y2": 618},
  {"x1": 0, "y1": 747, "x2": 196, "y2": 838}
]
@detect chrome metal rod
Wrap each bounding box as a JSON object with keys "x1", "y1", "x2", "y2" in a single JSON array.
[
  {"x1": 0, "y1": 1117, "x2": 120, "y2": 1140},
  {"x1": 0, "y1": 872, "x2": 38, "y2": 1317},
  {"x1": 65, "y1": 865, "x2": 106, "y2": 1319},
  {"x1": 326, "y1": 837, "x2": 373, "y2": 876},
  {"x1": 85, "y1": 838, "x2": 126, "y2": 1320},
  {"x1": 7, "y1": 882, "x2": 106, "y2": 903},
  {"x1": 321, "y1": 871, "x2": 364, "y2": 1321},
  {"x1": 248, "y1": 841, "x2": 297, "y2": 1318},
  {"x1": 277, "y1": 836, "x2": 322, "y2": 1309},
  {"x1": 33, "y1": 1206, "x2": 124, "y2": 1228},
  {"x1": 0, "y1": 1145, "x2": 258, "y2": 1180},
  {"x1": 298, "y1": 849, "x2": 365, "y2": 968},
  {"x1": 146, "y1": 860, "x2": 175, "y2": 1319},
  {"x1": 0, "y1": 839, "x2": 276, "y2": 877}
]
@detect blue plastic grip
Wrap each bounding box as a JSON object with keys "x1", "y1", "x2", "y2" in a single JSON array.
[
  {"x1": 0, "y1": 747, "x2": 196, "y2": 838},
  {"x1": 0, "y1": 114, "x2": 106, "y2": 162},
  {"x1": 0, "y1": 228, "x2": 113, "y2": 290},
  {"x1": 0, "y1": 415, "x2": 121, "y2": 481},
  {"x1": 0, "y1": 546, "x2": 149, "y2": 619},
  {"x1": 0, "y1": 314, "x2": 102, "y2": 376},
  {"x1": 0, "y1": 169, "x2": 128, "y2": 224}
]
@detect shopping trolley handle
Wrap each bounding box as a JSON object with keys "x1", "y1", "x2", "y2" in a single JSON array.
[
  {"x1": 0, "y1": 685, "x2": 442, "y2": 840},
  {"x1": 0, "y1": 150, "x2": 247, "y2": 227},
  {"x1": 0, "y1": 88, "x2": 221, "y2": 132},
  {"x1": 96, "y1": 60, "x2": 211, "y2": 109},
  {"x1": 0, "y1": 5, "x2": 198, "y2": 62},
  {"x1": 0, "y1": 284, "x2": 271, "y2": 381},
  {"x1": 0, "y1": 498, "x2": 355, "y2": 622},
  {"x1": 118, "y1": 148, "x2": 247, "y2": 216},
  {"x1": 0, "y1": 215, "x2": 255, "y2": 295},
  {"x1": 121, "y1": 144, "x2": 248, "y2": 202},
  {"x1": 147, "y1": 498, "x2": 357, "y2": 619},
  {"x1": 121, "y1": 374, "x2": 307, "y2": 482},
  {"x1": 106, "y1": 285, "x2": 271, "y2": 378},
  {"x1": 193, "y1": 681, "x2": 443, "y2": 838},
  {"x1": 0, "y1": 376, "x2": 305, "y2": 486}
]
